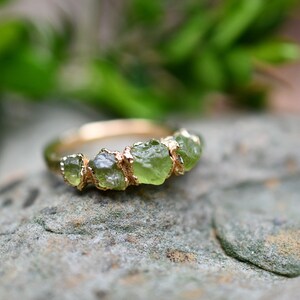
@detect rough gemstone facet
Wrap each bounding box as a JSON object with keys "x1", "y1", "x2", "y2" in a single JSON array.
[
  {"x1": 89, "y1": 150, "x2": 126, "y2": 190},
  {"x1": 131, "y1": 139, "x2": 173, "y2": 185},
  {"x1": 61, "y1": 154, "x2": 84, "y2": 187},
  {"x1": 174, "y1": 130, "x2": 202, "y2": 171}
]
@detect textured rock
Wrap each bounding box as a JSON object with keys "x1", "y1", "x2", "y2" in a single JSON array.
[
  {"x1": 212, "y1": 177, "x2": 300, "y2": 277},
  {"x1": 1, "y1": 112, "x2": 300, "y2": 300},
  {"x1": 260, "y1": 277, "x2": 300, "y2": 300},
  {"x1": 0, "y1": 173, "x2": 284, "y2": 300}
]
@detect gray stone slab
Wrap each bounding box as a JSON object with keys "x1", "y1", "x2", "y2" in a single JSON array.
[
  {"x1": 0, "y1": 112, "x2": 300, "y2": 300},
  {"x1": 212, "y1": 176, "x2": 300, "y2": 277},
  {"x1": 0, "y1": 172, "x2": 285, "y2": 300}
]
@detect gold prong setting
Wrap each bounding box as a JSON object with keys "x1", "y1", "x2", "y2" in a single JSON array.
[{"x1": 161, "y1": 136, "x2": 185, "y2": 176}]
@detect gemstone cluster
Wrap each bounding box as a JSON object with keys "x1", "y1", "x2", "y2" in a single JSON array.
[{"x1": 60, "y1": 129, "x2": 202, "y2": 191}]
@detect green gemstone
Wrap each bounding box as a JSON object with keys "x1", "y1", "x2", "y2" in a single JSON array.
[
  {"x1": 175, "y1": 131, "x2": 202, "y2": 171},
  {"x1": 89, "y1": 150, "x2": 126, "y2": 190},
  {"x1": 62, "y1": 154, "x2": 83, "y2": 187},
  {"x1": 131, "y1": 139, "x2": 172, "y2": 185}
]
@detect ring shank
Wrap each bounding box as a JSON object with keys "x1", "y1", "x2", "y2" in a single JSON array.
[{"x1": 44, "y1": 119, "x2": 174, "y2": 173}]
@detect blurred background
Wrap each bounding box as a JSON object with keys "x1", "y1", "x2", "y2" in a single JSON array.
[{"x1": 0, "y1": 0, "x2": 300, "y2": 180}]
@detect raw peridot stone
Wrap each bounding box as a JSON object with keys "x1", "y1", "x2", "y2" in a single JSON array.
[
  {"x1": 131, "y1": 139, "x2": 172, "y2": 185},
  {"x1": 175, "y1": 131, "x2": 202, "y2": 171},
  {"x1": 61, "y1": 154, "x2": 83, "y2": 187},
  {"x1": 89, "y1": 150, "x2": 126, "y2": 190}
]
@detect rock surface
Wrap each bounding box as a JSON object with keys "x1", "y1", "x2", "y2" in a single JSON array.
[
  {"x1": 260, "y1": 277, "x2": 300, "y2": 300},
  {"x1": 213, "y1": 177, "x2": 300, "y2": 277},
  {"x1": 0, "y1": 110, "x2": 300, "y2": 300}
]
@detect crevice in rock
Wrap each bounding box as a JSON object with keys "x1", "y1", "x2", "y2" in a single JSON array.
[
  {"x1": 34, "y1": 218, "x2": 64, "y2": 235},
  {"x1": 23, "y1": 188, "x2": 40, "y2": 208},
  {"x1": 0, "y1": 229, "x2": 17, "y2": 236},
  {"x1": 38, "y1": 224, "x2": 66, "y2": 235},
  {"x1": 34, "y1": 217, "x2": 90, "y2": 235},
  {"x1": 1, "y1": 198, "x2": 13, "y2": 207},
  {"x1": 0, "y1": 178, "x2": 23, "y2": 196}
]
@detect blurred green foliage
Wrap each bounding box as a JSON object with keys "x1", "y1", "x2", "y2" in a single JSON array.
[{"x1": 0, "y1": 0, "x2": 299, "y2": 118}]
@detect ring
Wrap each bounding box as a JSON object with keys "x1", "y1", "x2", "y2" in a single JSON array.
[{"x1": 44, "y1": 119, "x2": 203, "y2": 191}]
